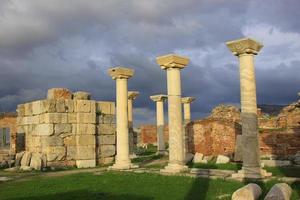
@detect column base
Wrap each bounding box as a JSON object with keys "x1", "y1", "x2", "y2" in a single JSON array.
[
  {"x1": 129, "y1": 153, "x2": 138, "y2": 159},
  {"x1": 160, "y1": 163, "x2": 189, "y2": 174},
  {"x1": 108, "y1": 162, "x2": 139, "y2": 171},
  {"x1": 231, "y1": 167, "x2": 272, "y2": 179}
]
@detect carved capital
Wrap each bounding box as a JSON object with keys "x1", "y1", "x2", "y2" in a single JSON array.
[
  {"x1": 128, "y1": 91, "x2": 139, "y2": 100},
  {"x1": 156, "y1": 54, "x2": 189, "y2": 70},
  {"x1": 150, "y1": 94, "x2": 168, "y2": 102},
  {"x1": 181, "y1": 97, "x2": 195, "y2": 104},
  {"x1": 226, "y1": 38, "x2": 263, "y2": 56},
  {"x1": 108, "y1": 67, "x2": 134, "y2": 80}
]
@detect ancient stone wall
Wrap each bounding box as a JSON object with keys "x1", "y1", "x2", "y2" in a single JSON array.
[
  {"x1": 17, "y1": 88, "x2": 116, "y2": 168},
  {"x1": 139, "y1": 124, "x2": 168, "y2": 145}
]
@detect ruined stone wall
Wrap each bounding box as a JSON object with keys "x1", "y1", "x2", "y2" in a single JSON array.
[
  {"x1": 0, "y1": 113, "x2": 17, "y2": 161},
  {"x1": 139, "y1": 124, "x2": 168, "y2": 145},
  {"x1": 17, "y1": 88, "x2": 116, "y2": 168}
]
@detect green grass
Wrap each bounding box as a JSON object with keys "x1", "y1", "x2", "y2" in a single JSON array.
[
  {"x1": 188, "y1": 162, "x2": 242, "y2": 171},
  {"x1": 0, "y1": 171, "x2": 299, "y2": 200},
  {"x1": 264, "y1": 166, "x2": 300, "y2": 178},
  {"x1": 135, "y1": 144, "x2": 157, "y2": 156},
  {"x1": 132, "y1": 154, "x2": 164, "y2": 163}
]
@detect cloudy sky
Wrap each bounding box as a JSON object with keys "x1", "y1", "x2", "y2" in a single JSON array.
[{"x1": 0, "y1": 0, "x2": 299, "y2": 126}]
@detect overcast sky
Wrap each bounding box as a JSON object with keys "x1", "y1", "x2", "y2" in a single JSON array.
[{"x1": 0, "y1": 0, "x2": 299, "y2": 126}]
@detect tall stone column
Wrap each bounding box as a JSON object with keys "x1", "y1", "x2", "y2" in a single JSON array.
[
  {"x1": 226, "y1": 38, "x2": 271, "y2": 178},
  {"x1": 181, "y1": 97, "x2": 195, "y2": 159},
  {"x1": 150, "y1": 94, "x2": 168, "y2": 154},
  {"x1": 128, "y1": 91, "x2": 139, "y2": 156},
  {"x1": 108, "y1": 67, "x2": 138, "y2": 170},
  {"x1": 157, "y1": 54, "x2": 189, "y2": 173}
]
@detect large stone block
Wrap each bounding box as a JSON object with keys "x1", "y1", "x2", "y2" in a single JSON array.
[
  {"x1": 75, "y1": 100, "x2": 91, "y2": 113},
  {"x1": 41, "y1": 136, "x2": 64, "y2": 147},
  {"x1": 77, "y1": 113, "x2": 96, "y2": 124},
  {"x1": 30, "y1": 153, "x2": 42, "y2": 170},
  {"x1": 96, "y1": 124, "x2": 116, "y2": 135},
  {"x1": 15, "y1": 151, "x2": 25, "y2": 166},
  {"x1": 54, "y1": 124, "x2": 72, "y2": 135},
  {"x1": 21, "y1": 152, "x2": 32, "y2": 166},
  {"x1": 32, "y1": 101, "x2": 43, "y2": 115},
  {"x1": 40, "y1": 113, "x2": 68, "y2": 124},
  {"x1": 232, "y1": 183, "x2": 261, "y2": 200},
  {"x1": 41, "y1": 99, "x2": 56, "y2": 113},
  {"x1": 76, "y1": 160, "x2": 96, "y2": 168},
  {"x1": 22, "y1": 116, "x2": 39, "y2": 125},
  {"x1": 17, "y1": 104, "x2": 25, "y2": 117},
  {"x1": 68, "y1": 113, "x2": 77, "y2": 123},
  {"x1": 45, "y1": 146, "x2": 66, "y2": 161},
  {"x1": 64, "y1": 136, "x2": 76, "y2": 146},
  {"x1": 65, "y1": 100, "x2": 74, "y2": 113},
  {"x1": 264, "y1": 183, "x2": 292, "y2": 200},
  {"x1": 73, "y1": 124, "x2": 95, "y2": 135},
  {"x1": 66, "y1": 146, "x2": 77, "y2": 160},
  {"x1": 100, "y1": 145, "x2": 115, "y2": 157},
  {"x1": 96, "y1": 114, "x2": 115, "y2": 124},
  {"x1": 96, "y1": 101, "x2": 115, "y2": 115},
  {"x1": 99, "y1": 157, "x2": 114, "y2": 165},
  {"x1": 47, "y1": 88, "x2": 72, "y2": 100},
  {"x1": 73, "y1": 91, "x2": 91, "y2": 100},
  {"x1": 76, "y1": 135, "x2": 95, "y2": 146},
  {"x1": 33, "y1": 124, "x2": 54, "y2": 136},
  {"x1": 24, "y1": 103, "x2": 33, "y2": 116},
  {"x1": 56, "y1": 99, "x2": 66, "y2": 113},
  {"x1": 98, "y1": 135, "x2": 115, "y2": 145},
  {"x1": 76, "y1": 146, "x2": 95, "y2": 160}
]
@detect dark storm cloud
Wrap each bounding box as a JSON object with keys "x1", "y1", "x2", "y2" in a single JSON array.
[{"x1": 0, "y1": 0, "x2": 299, "y2": 124}]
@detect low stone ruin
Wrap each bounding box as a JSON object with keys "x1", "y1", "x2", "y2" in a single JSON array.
[{"x1": 15, "y1": 88, "x2": 116, "y2": 169}]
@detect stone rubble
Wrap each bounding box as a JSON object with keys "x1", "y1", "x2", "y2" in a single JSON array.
[
  {"x1": 264, "y1": 183, "x2": 292, "y2": 200},
  {"x1": 231, "y1": 183, "x2": 262, "y2": 200}
]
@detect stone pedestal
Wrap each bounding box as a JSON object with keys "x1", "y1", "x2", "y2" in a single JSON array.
[
  {"x1": 108, "y1": 67, "x2": 138, "y2": 170},
  {"x1": 226, "y1": 38, "x2": 271, "y2": 179},
  {"x1": 181, "y1": 97, "x2": 195, "y2": 161},
  {"x1": 128, "y1": 91, "x2": 139, "y2": 157},
  {"x1": 150, "y1": 94, "x2": 168, "y2": 154},
  {"x1": 157, "y1": 54, "x2": 189, "y2": 173}
]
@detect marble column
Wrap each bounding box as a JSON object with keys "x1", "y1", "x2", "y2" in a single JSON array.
[
  {"x1": 226, "y1": 38, "x2": 271, "y2": 179},
  {"x1": 157, "y1": 54, "x2": 189, "y2": 173},
  {"x1": 128, "y1": 91, "x2": 139, "y2": 156},
  {"x1": 108, "y1": 67, "x2": 138, "y2": 170},
  {"x1": 150, "y1": 94, "x2": 168, "y2": 154},
  {"x1": 181, "y1": 97, "x2": 195, "y2": 160}
]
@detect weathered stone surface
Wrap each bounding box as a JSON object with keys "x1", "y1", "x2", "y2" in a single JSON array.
[
  {"x1": 76, "y1": 135, "x2": 95, "y2": 146},
  {"x1": 21, "y1": 152, "x2": 32, "y2": 166},
  {"x1": 66, "y1": 146, "x2": 77, "y2": 159},
  {"x1": 32, "y1": 101, "x2": 43, "y2": 115},
  {"x1": 99, "y1": 157, "x2": 114, "y2": 164},
  {"x1": 33, "y1": 124, "x2": 54, "y2": 136},
  {"x1": 56, "y1": 99, "x2": 66, "y2": 113},
  {"x1": 24, "y1": 103, "x2": 33, "y2": 116},
  {"x1": 73, "y1": 124, "x2": 95, "y2": 135},
  {"x1": 193, "y1": 153, "x2": 204, "y2": 163},
  {"x1": 232, "y1": 183, "x2": 262, "y2": 200},
  {"x1": 15, "y1": 151, "x2": 25, "y2": 166},
  {"x1": 96, "y1": 114, "x2": 115, "y2": 124},
  {"x1": 96, "y1": 101, "x2": 115, "y2": 115},
  {"x1": 54, "y1": 124, "x2": 72, "y2": 135},
  {"x1": 96, "y1": 124, "x2": 116, "y2": 135},
  {"x1": 77, "y1": 113, "x2": 96, "y2": 124},
  {"x1": 75, "y1": 100, "x2": 91, "y2": 113},
  {"x1": 234, "y1": 135, "x2": 243, "y2": 162},
  {"x1": 68, "y1": 113, "x2": 77, "y2": 123},
  {"x1": 98, "y1": 135, "x2": 115, "y2": 145},
  {"x1": 4, "y1": 167, "x2": 19, "y2": 172},
  {"x1": 76, "y1": 160, "x2": 96, "y2": 168},
  {"x1": 216, "y1": 155, "x2": 230, "y2": 164},
  {"x1": 47, "y1": 88, "x2": 72, "y2": 100},
  {"x1": 65, "y1": 100, "x2": 74, "y2": 113},
  {"x1": 41, "y1": 99, "x2": 56, "y2": 113},
  {"x1": 73, "y1": 91, "x2": 91, "y2": 100},
  {"x1": 0, "y1": 160, "x2": 8, "y2": 168},
  {"x1": 20, "y1": 166, "x2": 33, "y2": 171},
  {"x1": 264, "y1": 183, "x2": 292, "y2": 200},
  {"x1": 17, "y1": 104, "x2": 25, "y2": 116},
  {"x1": 76, "y1": 146, "x2": 95, "y2": 160},
  {"x1": 100, "y1": 145, "x2": 115, "y2": 157},
  {"x1": 46, "y1": 146, "x2": 66, "y2": 161},
  {"x1": 30, "y1": 153, "x2": 42, "y2": 170},
  {"x1": 40, "y1": 113, "x2": 68, "y2": 124},
  {"x1": 41, "y1": 136, "x2": 64, "y2": 147}
]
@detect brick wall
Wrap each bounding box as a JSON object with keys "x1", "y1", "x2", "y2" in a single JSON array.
[{"x1": 139, "y1": 124, "x2": 168, "y2": 145}]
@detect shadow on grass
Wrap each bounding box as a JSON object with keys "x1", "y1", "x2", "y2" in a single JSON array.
[
  {"x1": 6, "y1": 190, "x2": 153, "y2": 200},
  {"x1": 184, "y1": 178, "x2": 210, "y2": 200}
]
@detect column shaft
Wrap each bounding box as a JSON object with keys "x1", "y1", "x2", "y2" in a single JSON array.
[
  {"x1": 167, "y1": 68, "x2": 184, "y2": 165},
  {"x1": 156, "y1": 101, "x2": 165, "y2": 152},
  {"x1": 116, "y1": 78, "x2": 130, "y2": 165},
  {"x1": 183, "y1": 103, "x2": 191, "y2": 123},
  {"x1": 239, "y1": 54, "x2": 260, "y2": 168}
]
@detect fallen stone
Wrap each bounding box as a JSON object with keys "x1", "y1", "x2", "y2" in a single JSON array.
[
  {"x1": 0, "y1": 177, "x2": 13, "y2": 182},
  {"x1": 15, "y1": 151, "x2": 25, "y2": 166},
  {"x1": 20, "y1": 166, "x2": 33, "y2": 171},
  {"x1": 0, "y1": 160, "x2": 8, "y2": 168},
  {"x1": 193, "y1": 153, "x2": 204, "y2": 163},
  {"x1": 30, "y1": 153, "x2": 42, "y2": 170},
  {"x1": 4, "y1": 167, "x2": 19, "y2": 172},
  {"x1": 216, "y1": 155, "x2": 230, "y2": 164},
  {"x1": 232, "y1": 183, "x2": 262, "y2": 200},
  {"x1": 21, "y1": 152, "x2": 32, "y2": 166},
  {"x1": 264, "y1": 183, "x2": 292, "y2": 200}
]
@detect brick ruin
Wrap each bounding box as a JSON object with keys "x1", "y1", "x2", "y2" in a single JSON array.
[
  {"x1": 139, "y1": 100, "x2": 300, "y2": 159},
  {"x1": 15, "y1": 88, "x2": 116, "y2": 168}
]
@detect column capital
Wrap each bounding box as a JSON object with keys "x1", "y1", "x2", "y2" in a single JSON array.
[
  {"x1": 150, "y1": 94, "x2": 168, "y2": 102},
  {"x1": 156, "y1": 54, "x2": 189, "y2": 70},
  {"x1": 108, "y1": 67, "x2": 134, "y2": 80},
  {"x1": 128, "y1": 91, "x2": 139, "y2": 100},
  {"x1": 226, "y1": 38, "x2": 263, "y2": 56},
  {"x1": 181, "y1": 97, "x2": 195, "y2": 104}
]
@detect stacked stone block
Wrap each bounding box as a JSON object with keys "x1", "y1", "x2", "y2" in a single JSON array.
[{"x1": 17, "y1": 88, "x2": 116, "y2": 168}]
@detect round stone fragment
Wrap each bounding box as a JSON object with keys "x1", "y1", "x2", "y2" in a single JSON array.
[
  {"x1": 264, "y1": 183, "x2": 292, "y2": 200},
  {"x1": 73, "y1": 91, "x2": 91, "y2": 100},
  {"x1": 232, "y1": 183, "x2": 262, "y2": 200},
  {"x1": 47, "y1": 88, "x2": 72, "y2": 100}
]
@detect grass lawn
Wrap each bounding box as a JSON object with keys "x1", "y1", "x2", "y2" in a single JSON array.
[
  {"x1": 264, "y1": 166, "x2": 300, "y2": 178},
  {"x1": 0, "y1": 171, "x2": 299, "y2": 200},
  {"x1": 188, "y1": 162, "x2": 242, "y2": 171}
]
